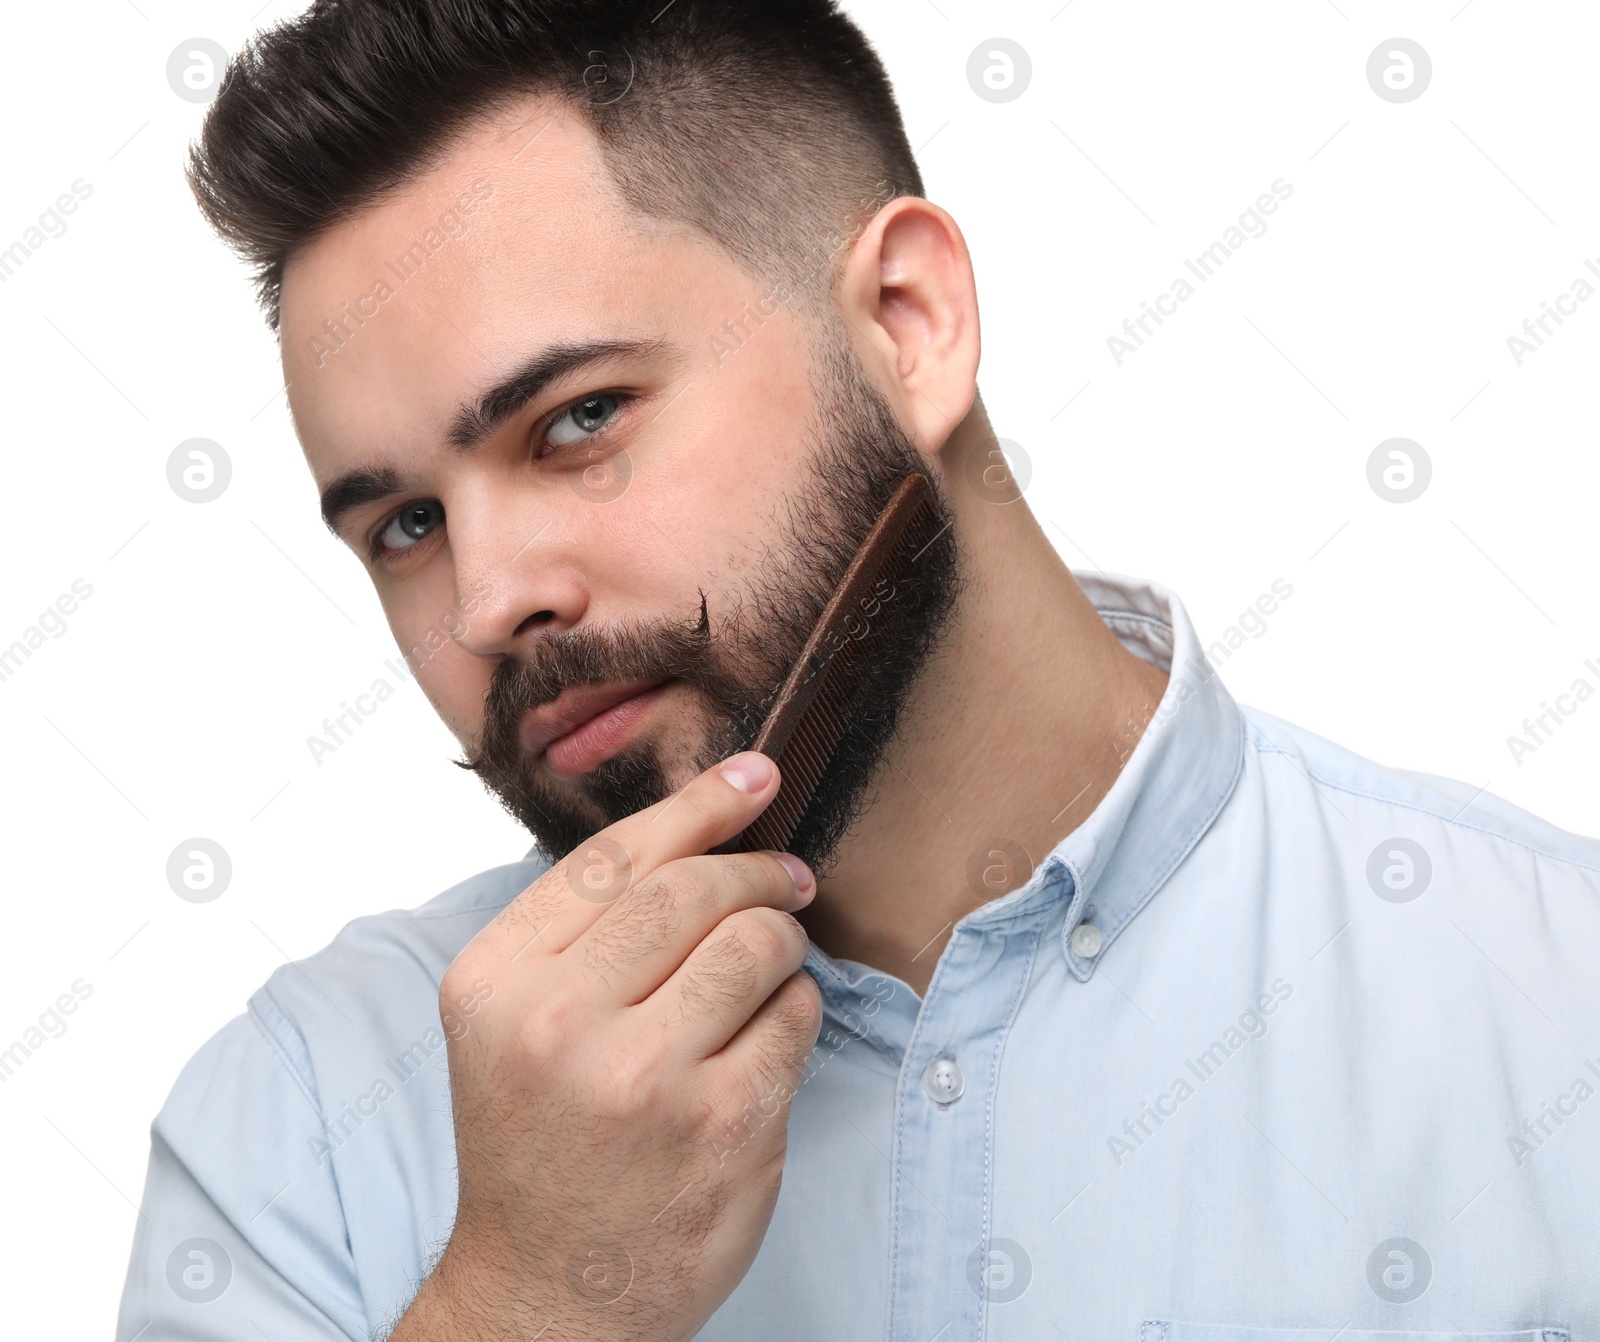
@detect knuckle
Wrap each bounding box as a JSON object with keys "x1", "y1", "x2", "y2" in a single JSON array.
[
  {"x1": 725, "y1": 908, "x2": 789, "y2": 962},
  {"x1": 784, "y1": 968, "x2": 824, "y2": 1016},
  {"x1": 710, "y1": 853, "x2": 764, "y2": 906},
  {"x1": 780, "y1": 909, "x2": 810, "y2": 951},
  {"x1": 679, "y1": 930, "x2": 761, "y2": 1020},
  {"x1": 742, "y1": 907, "x2": 809, "y2": 962},
  {"x1": 668, "y1": 853, "x2": 776, "y2": 923},
  {"x1": 674, "y1": 857, "x2": 730, "y2": 918},
  {"x1": 513, "y1": 1013, "x2": 553, "y2": 1063},
  {"x1": 513, "y1": 979, "x2": 585, "y2": 1058},
  {"x1": 512, "y1": 1004, "x2": 560, "y2": 1062},
  {"x1": 594, "y1": 1049, "x2": 660, "y2": 1114}
]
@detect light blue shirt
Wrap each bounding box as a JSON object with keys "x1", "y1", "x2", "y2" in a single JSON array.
[{"x1": 119, "y1": 573, "x2": 1600, "y2": 1341}]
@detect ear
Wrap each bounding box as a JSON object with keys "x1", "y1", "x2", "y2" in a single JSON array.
[{"x1": 836, "y1": 196, "x2": 981, "y2": 465}]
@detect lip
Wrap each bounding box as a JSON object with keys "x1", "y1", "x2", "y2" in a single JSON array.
[{"x1": 519, "y1": 677, "x2": 671, "y2": 779}]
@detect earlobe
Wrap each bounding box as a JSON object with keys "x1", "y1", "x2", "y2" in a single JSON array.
[{"x1": 839, "y1": 196, "x2": 981, "y2": 455}]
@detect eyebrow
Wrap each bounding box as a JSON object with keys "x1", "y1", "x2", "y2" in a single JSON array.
[
  {"x1": 319, "y1": 335, "x2": 679, "y2": 536},
  {"x1": 319, "y1": 465, "x2": 405, "y2": 535}
]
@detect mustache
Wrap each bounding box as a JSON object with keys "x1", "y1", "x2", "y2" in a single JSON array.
[{"x1": 456, "y1": 590, "x2": 763, "y2": 777}]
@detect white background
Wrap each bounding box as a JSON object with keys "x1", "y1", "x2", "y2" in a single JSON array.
[{"x1": 1, "y1": 0, "x2": 1595, "y2": 1332}]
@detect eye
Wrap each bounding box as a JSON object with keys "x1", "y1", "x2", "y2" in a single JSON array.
[
  {"x1": 375, "y1": 499, "x2": 445, "y2": 556},
  {"x1": 544, "y1": 393, "x2": 623, "y2": 451}
]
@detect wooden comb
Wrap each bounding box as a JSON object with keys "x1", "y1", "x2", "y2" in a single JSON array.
[{"x1": 715, "y1": 471, "x2": 941, "y2": 855}]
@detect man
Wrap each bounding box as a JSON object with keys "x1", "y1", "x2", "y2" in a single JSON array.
[{"x1": 120, "y1": 2, "x2": 1600, "y2": 1339}]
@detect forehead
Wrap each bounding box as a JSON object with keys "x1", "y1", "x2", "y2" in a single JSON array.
[{"x1": 279, "y1": 97, "x2": 727, "y2": 476}]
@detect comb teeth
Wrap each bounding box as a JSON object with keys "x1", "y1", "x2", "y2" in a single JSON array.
[{"x1": 717, "y1": 473, "x2": 941, "y2": 856}]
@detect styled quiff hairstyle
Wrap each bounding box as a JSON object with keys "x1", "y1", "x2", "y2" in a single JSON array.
[{"x1": 185, "y1": 0, "x2": 926, "y2": 333}]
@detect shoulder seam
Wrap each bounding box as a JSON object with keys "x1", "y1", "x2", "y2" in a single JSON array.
[
  {"x1": 247, "y1": 987, "x2": 323, "y2": 1115},
  {"x1": 1244, "y1": 720, "x2": 1600, "y2": 875}
]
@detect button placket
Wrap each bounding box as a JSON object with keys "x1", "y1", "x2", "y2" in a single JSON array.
[{"x1": 887, "y1": 918, "x2": 1044, "y2": 1342}]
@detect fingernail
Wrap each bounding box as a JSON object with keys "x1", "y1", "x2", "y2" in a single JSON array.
[
  {"x1": 774, "y1": 852, "x2": 815, "y2": 898},
  {"x1": 720, "y1": 751, "x2": 775, "y2": 794}
]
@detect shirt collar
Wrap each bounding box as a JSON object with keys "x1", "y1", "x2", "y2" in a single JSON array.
[
  {"x1": 1032, "y1": 570, "x2": 1246, "y2": 979},
  {"x1": 804, "y1": 570, "x2": 1245, "y2": 995}
]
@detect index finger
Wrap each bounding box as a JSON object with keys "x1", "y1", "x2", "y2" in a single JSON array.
[{"x1": 478, "y1": 750, "x2": 782, "y2": 960}]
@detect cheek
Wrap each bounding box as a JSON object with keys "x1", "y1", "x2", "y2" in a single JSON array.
[
  {"x1": 412, "y1": 642, "x2": 490, "y2": 735},
  {"x1": 611, "y1": 370, "x2": 813, "y2": 584},
  {"x1": 380, "y1": 583, "x2": 485, "y2": 732},
  {"x1": 593, "y1": 483, "x2": 754, "y2": 604}
]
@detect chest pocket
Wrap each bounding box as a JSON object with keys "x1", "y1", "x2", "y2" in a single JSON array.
[{"x1": 1139, "y1": 1325, "x2": 1568, "y2": 1342}]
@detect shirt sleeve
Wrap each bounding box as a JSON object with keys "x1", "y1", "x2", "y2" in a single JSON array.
[{"x1": 115, "y1": 993, "x2": 370, "y2": 1341}]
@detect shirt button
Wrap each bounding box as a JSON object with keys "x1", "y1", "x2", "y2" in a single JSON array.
[
  {"x1": 1071, "y1": 920, "x2": 1103, "y2": 958},
  {"x1": 921, "y1": 1054, "x2": 965, "y2": 1106}
]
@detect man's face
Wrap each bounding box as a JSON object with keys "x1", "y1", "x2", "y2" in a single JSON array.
[{"x1": 281, "y1": 100, "x2": 959, "y2": 870}]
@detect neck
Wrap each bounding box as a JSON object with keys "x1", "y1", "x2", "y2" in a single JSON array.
[{"x1": 796, "y1": 411, "x2": 1170, "y2": 996}]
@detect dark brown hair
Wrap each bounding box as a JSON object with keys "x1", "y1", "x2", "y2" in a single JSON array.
[{"x1": 185, "y1": 0, "x2": 926, "y2": 332}]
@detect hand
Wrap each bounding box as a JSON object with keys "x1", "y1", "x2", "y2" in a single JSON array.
[{"x1": 393, "y1": 751, "x2": 821, "y2": 1342}]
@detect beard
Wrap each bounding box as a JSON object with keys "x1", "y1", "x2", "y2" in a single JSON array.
[{"x1": 457, "y1": 321, "x2": 963, "y2": 874}]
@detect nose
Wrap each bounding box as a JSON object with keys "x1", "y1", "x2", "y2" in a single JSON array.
[{"x1": 447, "y1": 502, "x2": 588, "y2": 658}]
